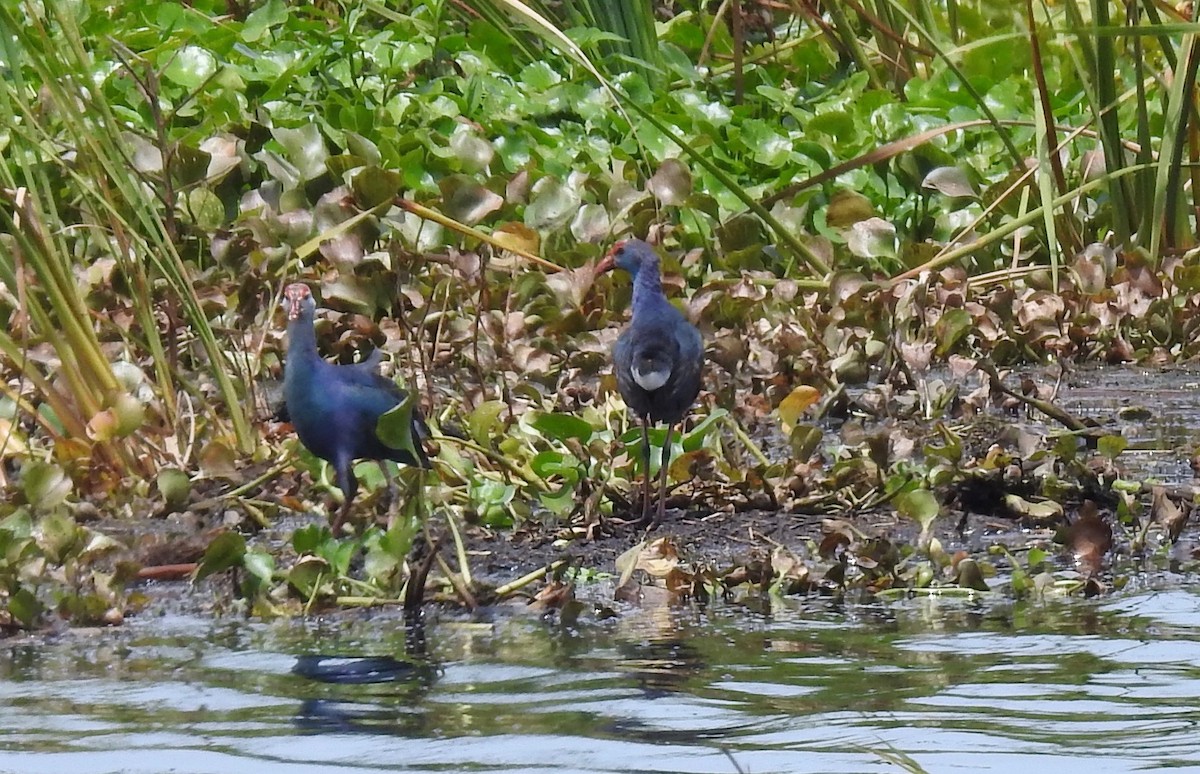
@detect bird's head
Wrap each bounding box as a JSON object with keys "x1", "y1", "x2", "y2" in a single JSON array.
[
  {"x1": 596, "y1": 239, "x2": 656, "y2": 277},
  {"x1": 283, "y1": 282, "x2": 316, "y2": 321}
]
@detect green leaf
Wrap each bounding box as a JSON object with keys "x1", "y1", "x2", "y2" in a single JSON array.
[
  {"x1": 156, "y1": 467, "x2": 190, "y2": 511},
  {"x1": 23, "y1": 461, "x2": 71, "y2": 511},
  {"x1": 163, "y1": 45, "x2": 216, "y2": 90},
  {"x1": 292, "y1": 524, "x2": 330, "y2": 554},
  {"x1": 682, "y1": 409, "x2": 728, "y2": 452},
  {"x1": 531, "y1": 412, "x2": 593, "y2": 443},
  {"x1": 934, "y1": 308, "x2": 972, "y2": 357},
  {"x1": 8, "y1": 587, "x2": 41, "y2": 628},
  {"x1": 531, "y1": 450, "x2": 581, "y2": 481},
  {"x1": 376, "y1": 391, "x2": 423, "y2": 462},
  {"x1": 242, "y1": 0, "x2": 288, "y2": 42},
  {"x1": 195, "y1": 531, "x2": 246, "y2": 582},
  {"x1": 351, "y1": 166, "x2": 403, "y2": 208},
  {"x1": 895, "y1": 489, "x2": 940, "y2": 533},
  {"x1": 1097, "y1": 434, "x2": 1128, "y2": 460},
  {"x1": 468, "y1": 400, "x2": 508, "y2": 446}
]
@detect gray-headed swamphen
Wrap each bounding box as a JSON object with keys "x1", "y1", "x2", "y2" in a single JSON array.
[
  {"x1": 597, "y1": 240, "x2": 704, "y2": 525},
  {"x1": 282, "y1": 282, "x2": 430, "y2": 532}
]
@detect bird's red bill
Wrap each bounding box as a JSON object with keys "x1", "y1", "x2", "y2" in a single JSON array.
[{"x1": 283, "y1": 283, "x2": 311, "y2": 320}]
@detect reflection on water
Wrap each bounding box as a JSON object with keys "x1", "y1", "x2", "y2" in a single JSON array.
[{"x1": 0, "y1": 586, "x2": 1198, "y2": 773}]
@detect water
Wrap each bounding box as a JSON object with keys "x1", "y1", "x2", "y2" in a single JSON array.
[{"x1": 2, "y1": 585, "x2": 1200, "y2": 773}]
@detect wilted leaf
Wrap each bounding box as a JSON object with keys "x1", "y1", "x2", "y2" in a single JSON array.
[
  {"x1": 934, "y1": 308, "x2": 972, "y2": 357},
  {"x1": 778, "y1": 385, "x2": 820, "y2": 431},
  {"x1": 570, "y1": 203, "x2": 610, "y2": 243},
  {"x1": 922, "y1": 167, "x2": 976, "y2": 199},
  {"x1": 1151, "y1": 486, "x2": 1189, "y2": 542},
  {"x1": 826, "y1": 190, "x2": 874, "y2": 227},
  {"x1": 1004, "y1": 494, "x2": 1064, "y2": 524},
  {"x1": 646, "y1": 158, "x2": 692, "y2": 206},
  {"x1": 1066, "y1": 502, "x2": 1111, "y2": 575},
  {"x1": 492, "y1": 221, "x2": 540, "y2": 255},
  {"x1": 847, "y1": 217, "x2": 897, "y2": 259},
  {"x1": 441, "y1": 176, "x2": 503, "y2": 226},
  {"x1": 954, "y1": 557, "x2": 989, "y2": 591},
  {"x1": 545, "y1": 265, "x2": 598, "y2": 308}
]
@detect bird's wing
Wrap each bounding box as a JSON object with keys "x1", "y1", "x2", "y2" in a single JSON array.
[{"x1": 340, "y1": 380, "x2": 431, "y2": 468}]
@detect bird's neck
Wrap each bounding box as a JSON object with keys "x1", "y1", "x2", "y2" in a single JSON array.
[
  {"x1": 286, "y1": 315, "x2": 322, "y2": 373},
  {"x1": 631, "y1": 260, "x2": 664, "y2": 315}
]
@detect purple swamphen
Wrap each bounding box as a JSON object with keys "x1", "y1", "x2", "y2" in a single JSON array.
[
  {"x1": 597, "y1": 240, "x2": 704, "y2": 525},
  {"x1": 282, "y1": 283, "x2": 430, "y2": 532}
]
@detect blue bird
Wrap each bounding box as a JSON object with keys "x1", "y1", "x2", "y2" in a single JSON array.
[
  {"x1": 597, "y1": 240, "x2": 704, "y2": 525},
  {"x1": 282, "y1": 282, "x2": 429, "y2": 532}
]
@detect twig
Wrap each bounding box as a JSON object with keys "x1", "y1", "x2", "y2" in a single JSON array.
[
  {"x1": 435, "y1": 553, "x2": 478, "y2": 610},
  {"x1": 494, "y1": 560, "x2": 569, "y2": 599},
  {"x1": 725, "y1": 415, "x2": 771, "y2": 467}
]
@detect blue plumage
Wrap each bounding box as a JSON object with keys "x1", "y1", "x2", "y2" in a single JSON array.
[
  {"x1": 599, "y1": 240, "x2": 704, "y2": 525},
  {"x1": 283, "y1": 283, "x2": 429, "y2": 532}
]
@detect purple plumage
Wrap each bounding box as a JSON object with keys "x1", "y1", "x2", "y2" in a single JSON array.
[
  {"x1": 282, "y1": 283, "x2": 429, "y2": 532},
  {"x1": 598, "y1": 240, "x2": 704, "y2": 525}
]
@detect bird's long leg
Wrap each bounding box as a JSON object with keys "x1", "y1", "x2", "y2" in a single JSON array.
[
  {"x1": 640, "y1": 418, "x2": 652, "y2": 524},
  {"x1": 381, "y1": 462, "x2": 400, "y2": 529},
  {"x1": 331, "y1": 456, "x2": 357, "y2": 535},
  {"x1": 655, "y1": 423, "x2": 673, "y2": 526}
]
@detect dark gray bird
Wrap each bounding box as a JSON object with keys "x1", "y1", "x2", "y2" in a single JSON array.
[
  {"x1": 597, "y1": 240, "x2": 704, "y2": 525},
  {"x1": 282, "y1": 282, "x2": 429, "y2": 532}
]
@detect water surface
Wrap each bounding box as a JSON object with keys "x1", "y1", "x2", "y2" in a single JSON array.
[{"x1": 2, "y1": 584, "x2": 1199, "y2": 773}]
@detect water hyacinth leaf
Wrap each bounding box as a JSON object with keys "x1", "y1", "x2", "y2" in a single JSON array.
[
  {"x1": 847, "y1": 218, "x2": 897, "y2": 259},
  {"x1": 273, "y1": 125, "x2": 329, "y2": 181},
  {"x1": 242, "y1": 0, "x2": 287, "y2": 41},
  {"x1": 200, "y1": 135, "x2": 241, "y2": 182},
  {"x1": 682, "y1": 408, "x2": 728, "y2": 452},
  {"x1": 163, "y1": 45, "x2": 216, "y2": 90},
  {"x1": 449, "y1": 131, "x2": 495, "y2": 173},
  {"x1": 570, "y1": 203, "x2": 610, "y2": 243},
  {"x1": 895, "y1": 489, "x2": 939, "y2": 533},
  {"x1": 352, "y1": 166, "x2": 403, "y2": 209},
  {"x1": 789, "y1": 424, "x2": 823, "y2": 460},
  {"x1": 288, "y1": 555, "x2": 331, "y2": 598},
  {"x1": 292, "y1": 524, "x2": 328, "y2": 555},
  {"x1": 8, "y1": 588, "x2": 41, "y2": 628},
  {"x1": 826, "y1": 190, "x2": 874, "y2": 227},
  {"x1": 1004, "y1": 494, "x2": 1064, "y2": 524},
  {"x1": 242, "y1": 550, "x2": 275, "y2": 587},
  {"x1": 646, "y1": 158, "x2": 692, "y2": 206},
  {"x1": 955, "y1": 557, "x2": 990, "y2": 591},
  {"x1": 778, "y1": 385, "x2": 820, "y2": 431},
  {"x1": 439, "y1": 174, "x2": 503, "y2": 226},
  {"x1": 186, "y1": 188, "x2": 225, "y2": 230},
  {"x1": 195, "y1": 531, "x2": 246, "y2": 582},
  {"x1": 1097, "y1": 434, "x2": 1128, "y2": 460},
  {"x1": 525, "y1": 176, "x2": 581, "y2": 231},
  {"x1": 156, "y1": 467, "x2": 191, "y2": 511},
  {"x1": 37, "y1": 511, "x2": 78, "y2": 562},
  {"x1": 124, "y1": 132, "x2": 163, "y2": 174},
  {"x1": 345, "y1": 132, "x2": 382, "y2": 167},
  {"x1": 256, "y1": 150, "x2": 301, "y2": 190},
  {"x1": 470, "y1": 480, "x2": 516, "y2": 527},
  {"x1": 468, "y1": 400, "x2": 508, "y2": 446},
  {"x1": 531, "y1": 412, "x2": 593, "y2": 443},
  {"x1": 934, "y1": 308, "x2": 972, "y2": 357},
  {"x1": 922, "y1": 167, "x2": 976, "y2": 199},
  {"x1": 492, "y1": 222, "x2": 540, "y2": 255},
  {"x1": 23, "y1": 461, "x2": 71, "y2": 511},
  {"x1": 531, "y1": 450, "x2": 582, "y2": 482}
]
